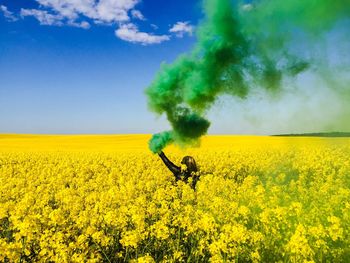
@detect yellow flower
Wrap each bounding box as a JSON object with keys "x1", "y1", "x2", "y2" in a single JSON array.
[{"x1": 0, "y1": 135, "x2": 349, "y2": 262}]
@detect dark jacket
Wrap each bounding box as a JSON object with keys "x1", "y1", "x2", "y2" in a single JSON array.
[{"x1": 158, "y1": 151, "x2": 199, "y2": 189}]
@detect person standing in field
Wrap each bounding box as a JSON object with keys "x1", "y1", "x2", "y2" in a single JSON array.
[{"x1": 158, "y1": 151, "x2": 199, "y2": 190}]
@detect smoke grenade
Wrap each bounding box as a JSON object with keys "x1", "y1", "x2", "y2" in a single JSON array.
[{"x1": 146, "y1": 0, "x2": 350, "y2": 153}]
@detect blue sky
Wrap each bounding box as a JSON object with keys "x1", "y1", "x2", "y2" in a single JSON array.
[
  {"x1": 0, "y1": 0, "x2": 202, "y2": 134},
  {"x1": 0, "y1": 0, "x2": 349, "y2": 135}
]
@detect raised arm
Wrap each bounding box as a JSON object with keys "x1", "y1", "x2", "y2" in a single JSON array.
[{"x1": 158, "y1": 151, "x2": 181, "y2": 176}]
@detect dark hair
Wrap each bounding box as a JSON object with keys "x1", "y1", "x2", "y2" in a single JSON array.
[{"x1": 181, "y1": 156, "x2": 198, "y2": 174}]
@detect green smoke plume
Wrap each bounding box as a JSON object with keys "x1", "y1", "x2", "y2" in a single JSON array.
[{"x1": 146, "y1": 0, "x2": 350, "y2": 153}]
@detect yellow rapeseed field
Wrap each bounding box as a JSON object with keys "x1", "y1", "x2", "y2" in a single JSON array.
[{"x1": 0, "y1": 135, "x2": 349, "y2": 262}]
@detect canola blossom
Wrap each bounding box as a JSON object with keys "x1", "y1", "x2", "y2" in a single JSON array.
[{"x1": 0, "y1": 135, "x2": 349, "y2": 262}]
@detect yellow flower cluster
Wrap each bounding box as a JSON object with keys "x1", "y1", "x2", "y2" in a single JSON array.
[{"x1": 0, "y1": 135, "x2": 349, "y2": 262}]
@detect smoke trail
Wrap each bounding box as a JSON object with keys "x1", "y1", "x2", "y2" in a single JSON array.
[{"x1": 146, "y1": 0, "x2": 350, "y2": 153}]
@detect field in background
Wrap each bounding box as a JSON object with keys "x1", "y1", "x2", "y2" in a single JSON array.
[
  {"x1": 0, "y1": 135, "x2": 349, "y2": 262},
  {"x1": 1, "y1": 134, "x2": 348, "y2": 152}
]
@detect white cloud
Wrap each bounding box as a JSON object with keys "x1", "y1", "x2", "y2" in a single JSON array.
[
  {"x1": 150, "y1": 24, "x2": 158, "y2": 30},
  {"x1": 131, "y1": 9, "x2": 145, "y2": 20},
  {"x1": 95, "y1": 0, "x2": 133, "y2": 22},
  {"x1": 20, "y1": 8, "x2": 64, "y2": 26},
  {"x1": 21, "y1": 7, "x2": 90, "y2": 29},
  {"x1": 0, "y1": 5, "x2": 18, "y2": 21},
  {"x1": 68, "y1": 20, "x2": 90, "y2": 29},
  {"x1": 169, "y1": 21, "x2": 193, "y2": 37},
  {"x1": 35, "y1": 0, "x2": 139, "y2": 23},
  {"x1": 5, "y1": 1, "x2": 191, "y2": 45},
  {"x1": 115, "y1": 23, "x2": 170, "y2": 45}
]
